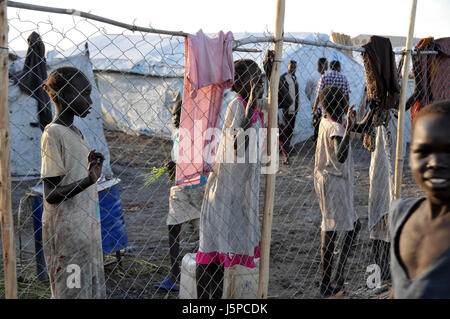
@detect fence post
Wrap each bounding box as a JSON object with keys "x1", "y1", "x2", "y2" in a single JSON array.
[
  {"x1": 257, "y1": 0, "x2": 285, "y2": 299},
  {"x1": 1, "y1": 0, "x2": 18, "y2": 299},
  {"x1": 394, "y1": 0, "x2": 417, "y2": 200}
]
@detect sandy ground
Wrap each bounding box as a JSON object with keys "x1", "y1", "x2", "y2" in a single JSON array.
[{"x1": 2, "y1": 129, "x2": 423, "y2": 299}]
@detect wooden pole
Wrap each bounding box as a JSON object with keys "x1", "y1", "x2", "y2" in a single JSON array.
[
  {"x1": 257, "y1": 0, "x2": 285, "y2": 299},
  {"x1": 1, "y1": 0, "x2": 18, "y2": 299},
  {"x1": 394, "y1": 0, "x2": 417, "y2": 200}
]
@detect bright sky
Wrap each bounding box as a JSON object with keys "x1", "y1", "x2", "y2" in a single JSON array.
[{"x1": 7, "y1": 0, "x2": 450, "y2": 50}]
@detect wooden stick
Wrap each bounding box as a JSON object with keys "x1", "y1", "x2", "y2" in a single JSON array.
[
  {"x1": 257, "y1": 0, "x2": 285, "y2": 299},
  {"x1": 394, "y1": 0, "x2": 417, "y2": 200},
  {"x1": 0, "y1": 0, "x2": 18, "y2": 299}
]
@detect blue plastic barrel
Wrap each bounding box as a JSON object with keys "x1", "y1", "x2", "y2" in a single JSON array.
[
  {"x1": 98, "y1": 184, "x2": 128, "y2": 255},
  {"x1": 29, "y1": 181, "x2": 128, "y2": 273},
  {"x1": 29, "y1": 196, "x2": 47, "y2": 280}
]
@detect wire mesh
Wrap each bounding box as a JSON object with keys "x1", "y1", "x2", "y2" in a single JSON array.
[{"x1": 2, "y1": 5, "x2": 447, "y2": 299}]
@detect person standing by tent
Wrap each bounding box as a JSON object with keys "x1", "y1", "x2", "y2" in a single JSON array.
[
  {"x1": 41, "y1": 66, "x2": 106, "y2": 298},
  {"x1": 306, "y1": 58, "x2": 328, "y2": 142},
  {"x1": 279, "y1": 60, "x2": 300, "y2": 165},
  {"x1": 196, "y1": 59, "x2": 264, "y2": 299},
  {"x1": 313, "y1": 60, "x2": 351, "y2": 120},
  {"x1": 12, "y1": 32, "x2": 52, "y2": 131}
]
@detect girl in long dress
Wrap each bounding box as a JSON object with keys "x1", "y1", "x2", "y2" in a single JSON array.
[{"x1": 195, "y1": 59, "x2": 265, "y2": 299}]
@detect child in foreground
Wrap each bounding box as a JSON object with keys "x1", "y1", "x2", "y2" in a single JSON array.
[
  {"x1": 389, "y1": 100, "x2": 450, "y2": 298},
  {"x1": 41, "y1": 66, "x2": 105, "y2": 298},
  {"x1": 314, "y1": 86, "x2": 361, "y2": 298}
]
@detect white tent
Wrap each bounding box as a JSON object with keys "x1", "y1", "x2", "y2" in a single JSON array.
[
  {"x1": 8, "y1": 52, "x2": 113, "y2": 179},
  {"x1": 48, "y1": 34, "x2": 185, "y2": 138}
]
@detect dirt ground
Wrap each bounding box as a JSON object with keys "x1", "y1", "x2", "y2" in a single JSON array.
[{"x1": 3, "y1": 129, "x2": 423, "y2": 299}]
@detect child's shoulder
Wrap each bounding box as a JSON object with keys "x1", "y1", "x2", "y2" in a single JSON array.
[
  {"x1": 389, "y1": 197, "x2": 426, "y2": 234},
  {"x1": 321, "y1": 118, "x2": 344, "y2": 135},
  {"x1": 227, "y1": 96, "x2": 245, "y2": 114},
  {"x1": 44, "y1": 122, "x2": 64, "y2": 132},
  {"x1": 42, "y1": 123, "x2": 75, "y2": 142},
  {"x1": 230, "y1": 96, "x2": 244, "y2": 107},
  {"x1": 42, "y1": 123, "x2": 60, "y2": 137}
]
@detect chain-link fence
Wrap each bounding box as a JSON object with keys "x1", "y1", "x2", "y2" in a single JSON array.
[{"x1": 1, "y1": 1, "x2": 447, "y2": 299}]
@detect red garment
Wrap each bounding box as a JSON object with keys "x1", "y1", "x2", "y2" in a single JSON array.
[
  {"x1": 176, "y1": 30, "x2": 234, "y2": 187},
  {"x1": 196, "y1": 242, "x2": 261, "y2": 268}
]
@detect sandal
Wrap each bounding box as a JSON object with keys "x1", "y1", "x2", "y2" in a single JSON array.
[{"x1": 154, "y1": 278, "x2": 180, "y2": 291}]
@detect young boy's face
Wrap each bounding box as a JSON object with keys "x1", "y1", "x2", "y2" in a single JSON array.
[
  {"x1": 67, "y1": 75, "x2": 93, "y2": 118},
  {"x1": 410, "y1": 113, "x2": 450, "y2": 204}
]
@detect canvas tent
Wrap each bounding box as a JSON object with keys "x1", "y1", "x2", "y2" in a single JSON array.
[{"x1": 8, "y1": 52, "x2": 113, "y2": 179}]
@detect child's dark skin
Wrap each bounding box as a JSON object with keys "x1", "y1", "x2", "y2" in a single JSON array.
[
  {"x1": 42, "y1": 73, "x2": 104, "y2": 204},
  {"x1": 394, "y1": 113, "x2": 450, "y2": 293},
  {"x1": 327, "y1": 105, "x2": 356, "y2": 164}
]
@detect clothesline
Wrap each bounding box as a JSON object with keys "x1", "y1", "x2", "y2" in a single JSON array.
[{"x1": 8, "y1": 0, "x2": 438, "y2": 56}]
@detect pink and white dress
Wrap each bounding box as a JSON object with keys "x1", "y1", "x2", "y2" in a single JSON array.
[{"x1": 196, "y1": 97, "x2": 263, "y2": 268}]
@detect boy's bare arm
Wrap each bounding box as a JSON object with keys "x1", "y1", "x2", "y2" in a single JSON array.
[
  {"x1": 313, "y1": 94, "x2": 320, "y2": 113},
  {"x1": 43, "y1": 175, "x2": 94, "y2": 204},
  {"x1": 349, "y1": 109, "x2": 373, "y2": 134},
  {"x1": 43, "y1": 150, "x2": 104, "y2": 204},
  {"x1": 332, "y1": 130, "x2": 351, "y2": 164}
]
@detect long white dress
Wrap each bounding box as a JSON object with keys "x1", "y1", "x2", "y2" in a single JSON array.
[
  {"x1": 196, "y1": 97, "x2": 262, "y2": 268},
  {"x1": 368, "y1": 111, "x2": 398, "y2": 242}
]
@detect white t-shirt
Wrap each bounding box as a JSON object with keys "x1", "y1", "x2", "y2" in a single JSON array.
[
  {"x1": 314, "y1": 118, "x2": 351, "y2": 178},
  {"x1": 314, "y1": 118, "x2": 357, "y2": 231}
]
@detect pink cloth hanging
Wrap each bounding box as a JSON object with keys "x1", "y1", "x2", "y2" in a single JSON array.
[{"x1": 176, "y1": 30, "x2": 234, "y2": 187}]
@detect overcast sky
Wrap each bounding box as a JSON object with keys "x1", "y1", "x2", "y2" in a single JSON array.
[{"x1": 7, "y1": 0, "x2": 449, "y2": 50}]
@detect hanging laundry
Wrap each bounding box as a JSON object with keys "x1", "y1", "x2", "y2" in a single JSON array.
[
  {"x1": 362, "y1": 36, "x2": 400, "y2": 111},
  {"x1": 361, "y1": 36, "x2": 401, "y2": 274},
  {"x1": 361, "y1": 36, "x2": 400, "y2": 152},
  {"x1": 406, "y1": 37, "x2": 450, "y2": 124},
  {"x1": 176, "y1": 30, "x2": 234, "y2": 188},
  {"x1": 12, "y1": 32, "x2": 52, "y2": 131}
]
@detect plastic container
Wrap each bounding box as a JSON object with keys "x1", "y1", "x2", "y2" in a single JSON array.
[
  {"x1": 28, "y1": 178, "x2": 128, "y2": 261},
  {"x1": 180, "y1": 253, "x2": 259, "y2": 299}
]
